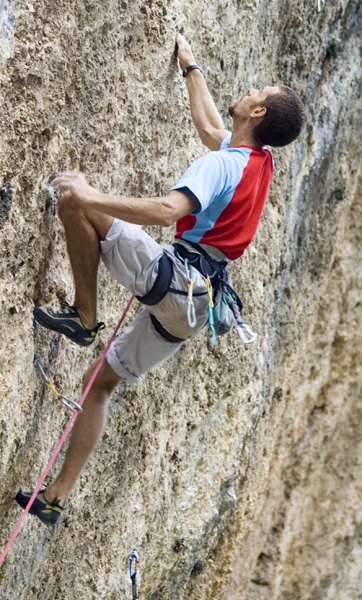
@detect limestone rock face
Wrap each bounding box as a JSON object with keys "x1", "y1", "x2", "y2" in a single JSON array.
[{"x1": 0, "y1": 0, "x2": 361, "y2": 598}]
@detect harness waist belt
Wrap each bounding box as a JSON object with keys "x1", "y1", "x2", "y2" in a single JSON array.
[
  {"x1": 173, "y1": 240, "x2": 243, "y2": 312},
  {"x1": 172, "y1": 241, "x2": 227, "y2": 282}
]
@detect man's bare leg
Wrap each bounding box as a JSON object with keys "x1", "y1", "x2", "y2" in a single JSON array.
[
  {"x1": 45, "y1": 359, "x2": 121, "y2": 505},
  {"x1": 58, "y1": 195, "x2": 114, "y2": 329}
]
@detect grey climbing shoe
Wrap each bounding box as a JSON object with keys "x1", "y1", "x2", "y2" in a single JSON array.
[
  {"x1": 33, "y1": 302, "x2": 105, "y2": 347},
  {"x1": 15, "y1": 489, "x2": 65, "y2": 525}
]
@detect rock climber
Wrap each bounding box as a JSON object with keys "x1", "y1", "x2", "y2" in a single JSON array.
[{"x1": 15, "y1": 33, "x2": 307, "y2": 524}]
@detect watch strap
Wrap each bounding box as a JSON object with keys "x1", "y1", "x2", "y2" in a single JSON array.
[{"x1": 182, "y1": 64, "x2": 203, "y2": 77}]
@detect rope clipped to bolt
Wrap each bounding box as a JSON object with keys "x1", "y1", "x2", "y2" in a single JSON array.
[{"x1": 0, "y1": 295, "x2": 135, "y2": 568}]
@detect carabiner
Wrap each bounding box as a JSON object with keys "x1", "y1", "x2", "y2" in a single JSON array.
[
  {"x1": 129, "y1": 546, "x2": 139, "y2": 578},
  {"x1": 235, "y1": 320, "x2": 258, "y2": 345},
  {"x1": 205, "y1": 274, "x2": 217, "y2": 346},
  {"x1": 187, "y1": 279, "x2": 197, "y2": 328},
  {"x1": 129, "y1": 546, "x2": 139, "y2": 600},
  {"x1": 184, "y1": 259, "x2": 197, "y2": 328}
]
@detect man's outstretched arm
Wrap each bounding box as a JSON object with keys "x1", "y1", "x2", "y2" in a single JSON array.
[
  {"x1": 176, "y1": 33, "x2": 230, "y2": 151},
  {"x1": 52, "y1": 171, "x2": 198, "y2": 227}
]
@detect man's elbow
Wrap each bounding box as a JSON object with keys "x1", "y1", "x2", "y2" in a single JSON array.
[
  {"x1": 158, "y1": 196, "x2": 188, "y2": 227},
  {"x1": 158, "y1": 215, "x2": 174, "y2": 228},
  {"x1": 159, "y1": 210, "x2": 178, "y2": 228},
  {"x1": 199, "y1": 129, "x2": 223, "y2": 151},
  {"x1": 157, "y1": 191, "x2": 198, "y2": 227},
  {"x1": 158, "y1": 203, "x2": 179, "y2": 227}
]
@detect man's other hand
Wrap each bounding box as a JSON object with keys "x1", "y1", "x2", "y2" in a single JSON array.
[
  {"x1": 176, "y1": 33, "x2": 196, "y2": 72},
  {"x1": 51, "y1": 171, "x2": 94, "y2": 207}
]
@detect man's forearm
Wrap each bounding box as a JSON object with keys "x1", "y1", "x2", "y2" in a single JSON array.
[
  {"x1": 176, "y1": 33, "x2": 229, "y2": 150},
  {"x1": 185, "y1": 69, "x2": 225, "y2": 145},
  {"x1": 87, "y1": 188, "x2": 198, "y2": 227},
  {"x1": 51, "y1": 171, "x2": 198, "y2": 227},
  {"x1": 86, "y1": 191, "x2": 177, "y2": 227}
]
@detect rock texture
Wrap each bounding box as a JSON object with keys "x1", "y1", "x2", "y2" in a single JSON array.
[{"x1": 0, "y1": 0, "x2": 361, "y2": 598}]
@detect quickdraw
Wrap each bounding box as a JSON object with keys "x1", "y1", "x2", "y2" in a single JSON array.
[
  {"x1": 34, "y1": 353, "x2": 83, "y2": 413},
  {"x1": 184, "y1": 258, "x2": 197, "y2": 328},
  {"x1": 205, "y1": 274, "x2": 217, "y2": 346},
  {"x1": 129, "y1": 546, "x2": 140, "y2": 600}
]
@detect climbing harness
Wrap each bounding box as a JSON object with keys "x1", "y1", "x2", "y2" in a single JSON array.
[
  {"x1": 34, "y1": 354, "x2": 83, "y2": 413},
  {"x1": 134, "y1": 240, "x2": 256, "y2": 346},
  {"x1": 136, "y1": 252, "x2": 173, "y2": 306},
  {"x1": 141, "y1": 239, "x2": 258, "y2": 345},
  {"x1": 129, "y1": 546, "x2": 140, "y2": 600},
  {"x1": 173, "y1": 240, "x2": 257, "y2": 345},
  {"x1": 0, "y1": 295, "x2": 135, "y2": 568},
  {"x1": 136, "y1": 247, "x2": 205, "y2": 342},
  {"x1": 149, "y1": 313, "x2": 185, "y2": 344}
]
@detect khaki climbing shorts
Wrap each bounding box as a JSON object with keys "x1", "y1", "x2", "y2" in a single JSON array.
[{"x1": 100, "y1": 218, "x2": 209, "y2": 384}]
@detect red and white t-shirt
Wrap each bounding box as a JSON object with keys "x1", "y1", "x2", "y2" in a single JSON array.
[{"x1": 173, "y1": 135, "x2": 274, "y2": 261}]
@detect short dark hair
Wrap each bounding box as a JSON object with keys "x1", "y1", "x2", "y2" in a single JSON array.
[{"x1": 254, "y1": 85, "x2": 307, "y2": 147}]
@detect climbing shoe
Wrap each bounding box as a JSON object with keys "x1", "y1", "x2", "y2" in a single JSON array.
[
  {"x1": 33, "y1": 302, "x2": 105, "y2": 347},
  {"x1": 15, "y1": 489, "x2": 65, "y2": 525}
]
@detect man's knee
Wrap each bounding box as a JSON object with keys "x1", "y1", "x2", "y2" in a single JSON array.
[
  {"x1": 58, "y1": 196, "x2": 113, "y2": 240},
  {"x1": 58, "y1": 195, "x2": 81, "y2": 224}
]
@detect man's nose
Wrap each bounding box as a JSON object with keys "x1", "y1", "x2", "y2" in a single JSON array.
[{"x1": 248, "y1": 88, "x2": 258, "y2": 95}]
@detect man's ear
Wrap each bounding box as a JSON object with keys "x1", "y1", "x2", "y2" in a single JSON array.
[{"x1": 251, "y1": 106, "x2": 267, "y2": 118}]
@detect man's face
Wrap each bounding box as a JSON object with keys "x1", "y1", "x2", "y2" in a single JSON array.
[{"x1": 228, "y1": 86, "x2": 281, "y2": 118}]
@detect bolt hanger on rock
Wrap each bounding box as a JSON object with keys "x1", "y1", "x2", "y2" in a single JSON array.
[{"x1": 34, "y1": 353, "x2": 83, "y2": 413}]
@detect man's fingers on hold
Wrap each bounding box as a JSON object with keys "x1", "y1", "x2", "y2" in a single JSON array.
[
  {"x1": 51, "y1": 177, "x2": 68, "y2": 188},
  {"x1": 51, "y1": 171, "x2": 83, "y2": 186}
]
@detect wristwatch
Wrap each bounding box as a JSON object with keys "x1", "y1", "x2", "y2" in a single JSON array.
[{"x1": 182, "y1": 64, "x2": 203, "y2": 77}]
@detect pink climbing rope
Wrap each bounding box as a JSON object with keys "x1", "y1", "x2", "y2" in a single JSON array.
[{"x1": 0, "y1": 295, "x2": 135, "y2": 567}]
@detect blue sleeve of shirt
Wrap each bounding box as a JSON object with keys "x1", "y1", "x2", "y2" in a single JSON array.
[
  {"x1": 172, "y1": 151, "x2": 231, "y2": 214},
  {"x1": 220, "y1": 134, "x2": 231, "y2": 150}
]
